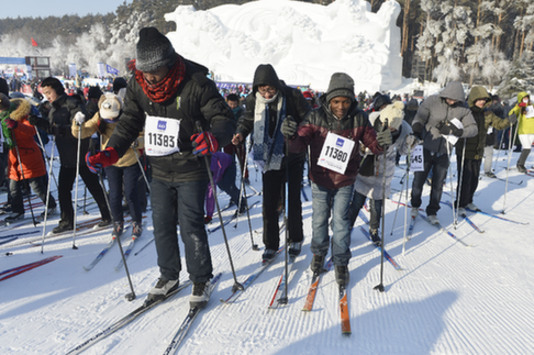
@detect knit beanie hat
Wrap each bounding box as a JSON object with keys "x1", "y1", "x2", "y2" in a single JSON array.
[
  {"x1": 378, "y1": 101, "x2": 405, "y2": 130},
  {"x1": 112, "y1": 77, "x2": 127, "y2": 94},
  {"x1": 136, "y1": 27, "x2": 178, "y2": 72},
  {"x1": 325, "y1": 73, "x2": 355, "y2": 103},
  {"x1": 98, "y1": 93, "x2": 123, "y2": 120},
  {"x1": 88, "y1": 86, "x2": 103, "y2": 100},
  {"x1": 0, "y1": 93, "x2": 10, "y2": 112}
]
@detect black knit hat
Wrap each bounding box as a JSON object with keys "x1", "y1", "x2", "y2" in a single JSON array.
[
  {"x1": 325, "y1": 72, "x2": 355, "y2": 103},
  {"x1": 0, "y1": 78, "x2": 9, "y2": 97},
  {"x1": 136, "y1": 27, "x2": 178, "y2": 72},
  {"x1": 112, "y1": 77, "x2": 127, "y2": 93},
  {"x1": 88, "y1": 86, "x2": 103, "y2": 100}
]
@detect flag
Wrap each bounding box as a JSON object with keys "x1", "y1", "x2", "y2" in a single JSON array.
[
  {"x1": 106, "y1": 64, "x2": 119, "y2": 76},
  {"x1": 31, "y1": 37, "x2": 38, "y2": 47}
]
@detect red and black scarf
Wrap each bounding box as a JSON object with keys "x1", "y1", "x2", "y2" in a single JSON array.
[{"x1": 133, "y1": 56, "x2": 186, "y2": 103}]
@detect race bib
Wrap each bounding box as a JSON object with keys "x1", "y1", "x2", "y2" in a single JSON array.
[
  {"x1": 144, "y1": 114, "x2": 180, "y2": 156},
  {"x1": 525, "y1": 106, "x2": 534, "y2": 119},
  {"x1": 317, "y1": 132, "x2": 355, "y2": 174},
  {"x1": 410, "y1": 144, "x2": 424, "y2": 172}
]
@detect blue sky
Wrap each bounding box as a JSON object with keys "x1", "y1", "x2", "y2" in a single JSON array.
[{"x1": 1, "y1": 0, "x2": 134, "y2": 19}]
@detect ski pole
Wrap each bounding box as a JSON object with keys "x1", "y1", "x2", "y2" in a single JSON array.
[
  {"x1": 454, "y1": 139, "x2": 467, "y2": 229},
  {"x1": 72, "y1": 122, "x2": 82, "y2": 250},
  {"x1": 97, "y1": 170, "x2": 136, "y2": 301},
  {"x1": 40, "y1": 137, "x2": 56, "y2": 254},
  {"x1": 445, "y1": 137, "x2": 456, "y2": 226},
  {"x1": 503, "y1": 122, "x2": 519, "y2": 214},
  {"x1": 402, "y1": 150, "x2": 411, "y2": 256},
  {"x1": 374, "y1": 119, "x2": 389, "y2": 293},
  {"x1": 279, "y1": 137, "x2": 290, "y2": 304},
  {"x1": 133, "y1": 149, "x2": 151, "y2": 194},
  {"x1": 11, "y1": 134, "x2": 38, "y2": 227},
  {"x1": 195, "y1": 121, "x2": 243, "y2": 292},
  {"x1": 34, "y1": 125, "x2": 58, "y2": 192},
  {"x1": 235, "y1": 142, "x2": 258, "y2": 250},
  {"x1": 492, "y1": 127, "x2": 506, "y2": 173}
]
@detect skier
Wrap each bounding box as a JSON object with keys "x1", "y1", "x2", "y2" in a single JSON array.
[
  {"x1": 87, "y1": 27, "x2": 235, "y2": 308},
  {"x1": 231, "y1": 64, "x2": 311, "y2": 262},
  {"x1": 78, "y1": 92, "x2": 144, "y2": 239},
  {"x1": 40, "y1": 77, "x2": 112, "y2": 234},
  {"x1": 282, "y1": 72, "x2": 391, "y2": 286},
  {"x1": 455, "y1": 86, "x2": 515, "y2": 214},
  {"x1": 348, "y1": 101, "x2": 417, "y2": 246},
  {"x1": 410, "y1": 81, "x2": 477, "y2": 224},
  {"x1": 0, "y1": 94, "x2": 57, "y2": 222},
  {"x1": 509, "y1": 92, "x2": 534, "y2": 173}
]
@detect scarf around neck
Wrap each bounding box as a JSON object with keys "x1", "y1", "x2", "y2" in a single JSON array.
[
  {"x1": 253, "y1": 91, "x2": 286, "y2": 172},
  {"x1": 134, "y1": 56, "x2": 186, "y2": 103}
]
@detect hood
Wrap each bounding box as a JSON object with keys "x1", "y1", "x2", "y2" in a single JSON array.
[
  {"x1": 9, "y1": 98, "x2": 32, "y2": 122},
  {"x1": 517, "y1": 91, "x2": 530, "y2": 103},
  {"x1": 467, "y1": 86, "x2": 490, "y2": 108},
  {"x1": 439, "y1": 81, "x2": 466, "y2": 102},
  {"x1": 252, "y1": 64, "x2": 282, "y2": 93}
]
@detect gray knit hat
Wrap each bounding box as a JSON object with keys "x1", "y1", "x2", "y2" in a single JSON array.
[
  {"x1": 136, "y1": 27, "x2": 178, "y2": 72},
  {"x1": 325, "y1": 72, "x2": 355, "y2": 103}
]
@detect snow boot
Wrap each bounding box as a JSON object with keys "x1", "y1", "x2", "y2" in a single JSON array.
[
  {"x1": 52, "y1": 221, "x2": 73, "y2": 234},
  {"x1": 146, "y1": 278, "x2": 179, "y2": 304},
  {"x1": 516, "y1": 149, "x2": 530, "y2": 173},
  {"x1": 262, "y1": 248, "x2": 277, "y2": 263},
  {"x1": 4, "y1": 212, "x2": 24, "y2": 223},
  {"x1": 132, "y1": 221, "x2": 143, "y2": 238},
  {"x1": 369, "y1": 229, "x2": 382, "y2": 246},
  {"x1": 457, "y1": 207, "x2": 467, "y2": 217},
  {"x1": 310, "y1": 254, "x2": 325, "y2": 274},
  {"x1": 335, "y1": 265, "x2": 350, "y2": 287},
  {"x1": 288, "y1": 242, "x2": 302, "y2": 257},
  {"x1": 465, "y1": 203, "x2": 479, "y2": 211},
  {"x1": 427, "y1": 214, "x2": 439, "y2": 225},
  {"x1": 97, "y1": 218, "x2": 112, "y2": 228},
  {"x1": 410, "y1": 207, "x2": 419, "y2": 218},
  {"x1": 190, "y1": 281, "x2": 209, "y2": 308},
  {"x1": 111, "y1": 221, "x2": 124, "y2": 238}
]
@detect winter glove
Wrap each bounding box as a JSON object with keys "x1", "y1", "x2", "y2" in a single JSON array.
[
  {"x1": 85, "y1": 147, "x2": 119, "y2": 174},
  {"x1": 412, "y1": 122, "x2": 424, "y2": 140},
  {"x1": 439, "y1": 121, "x2": 463, "y2": 137},
  {"x1": 5, "y1": 118, "x2": 18, "y2": 129},
  {"x1": 281, "y1": 115, "x2": 298, "y2": 138},
  {"x1": 508, "y1": 114, "x2": 518, "y2": 125},
  {"x1": 28, "y1": 115, "x2": 39, "y2": 126},
  {"x1": 191, "y1": 131, "x2": 219, "y2": 156},
  {"x1": 74, "y1": 112, "x2": 86, "y2": 126},
  {"x1": 376, "y1": 128, "x2": 392, "y2": 147},
  {"x1": 405, "y1": 134, "x2": 420, "y2": 149}
]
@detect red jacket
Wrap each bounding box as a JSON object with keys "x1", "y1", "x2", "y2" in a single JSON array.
[{"x1": 7, "y1": 98, "x2": 46, "y2": 181}]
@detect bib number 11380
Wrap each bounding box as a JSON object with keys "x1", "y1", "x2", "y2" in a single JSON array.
[{"x1": 317, "y1": 132, "x2": 355, "y2": 175}]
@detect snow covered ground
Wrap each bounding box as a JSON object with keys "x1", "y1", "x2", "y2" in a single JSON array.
[{"x1": 1, "y1": 144, "x2": 533, "y2": 354}]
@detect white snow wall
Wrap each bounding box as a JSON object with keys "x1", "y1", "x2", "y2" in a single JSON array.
[{"x1": 165, "y1": 0, "x2": 403, "y2": 93}]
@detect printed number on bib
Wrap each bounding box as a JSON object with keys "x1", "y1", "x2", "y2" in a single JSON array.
[
  {"x1": 410, "y1": 144, "x2": 424, "y2": 172},
  {"x1": 145, "y1": 115, "x2": 181, "y2": 156},
  {"x1": 317, "y1": 132, "x2": 355, "y2": 174}
]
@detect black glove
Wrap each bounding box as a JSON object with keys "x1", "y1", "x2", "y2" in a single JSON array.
[
  {"x1": 376, "y1": 128, "x2": 392, "y2": 147},
  {"x1": 281, "y1": 115, "x2": 298, "y2": 138},
  {"x1": 439, "y1": 121, "x2": 463, "y2": 137},
  {"x1": 28, "y1": 115, "x2": 39, "y2": 126},
  {"x1": 412, "y1": 122, "x2": 424, "y2": 140}
]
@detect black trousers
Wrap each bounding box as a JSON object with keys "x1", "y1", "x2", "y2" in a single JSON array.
[
  {"x1": 455, "y1": 157, "x2": 481, "y2": 208},
  {"x1": 262, "y1": 155, "x2": 304, "y2": 250},
  {"x1": 57, "y1": 164, "x2": 111, "y2": 226}
]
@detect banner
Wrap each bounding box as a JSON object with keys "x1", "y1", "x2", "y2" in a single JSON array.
[
  {"x1": 97, "y1": 63, "x2": 106, "y2": 77},
  {"x1": 68, "y1": 63, "x2": 77, "y2": 78},
  {"x1": 106, "y1": 64, "x2": 119, "y2": 76}
]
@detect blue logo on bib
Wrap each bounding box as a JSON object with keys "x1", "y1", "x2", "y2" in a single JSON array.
[
  {"x1": 336, "y1": 138, "x2": 344, "y2": 147},
  {"x1": 157, "y1": 120, "x2": 167, "y2": 130}
]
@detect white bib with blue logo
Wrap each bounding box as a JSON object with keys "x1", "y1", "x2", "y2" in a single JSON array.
[
  {"x1": 317, "y1": 132, "x2": 355, "y2": 175},
  {"x1": 144, "y1": 114, "x2": 181, "y2": 156}
]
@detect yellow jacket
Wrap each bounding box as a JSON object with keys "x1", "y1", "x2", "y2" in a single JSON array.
[{"x1": 508, "y1": 92, "x2": 534, "y2": 135}]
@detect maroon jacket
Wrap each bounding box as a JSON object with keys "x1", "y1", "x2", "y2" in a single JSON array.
[{"x1": 289, "y1": 99, "x2": 382, "y2": 190}]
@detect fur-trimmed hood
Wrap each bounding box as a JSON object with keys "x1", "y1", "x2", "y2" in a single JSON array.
[{"x1": 9, "y1": 98, "x2": 32, "y2": 122}]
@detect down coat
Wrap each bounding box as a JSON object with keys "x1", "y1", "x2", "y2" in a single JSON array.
[{"x1": 5, "y1": 98, "x2": 46, "y2": 181}]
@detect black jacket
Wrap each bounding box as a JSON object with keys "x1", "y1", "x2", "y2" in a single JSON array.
[
  {"x1": 47, "y1": 94, "x2": 88, "y2": 168},
  {"x1": 107, "y1": 59, "x2": 235, "y2": 183}
]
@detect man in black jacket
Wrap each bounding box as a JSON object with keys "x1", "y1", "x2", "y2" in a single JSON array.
[
  {"x1": 232, "y1": 64, "x2": 311, "y2": 261},
  {"x1": 40, "y1": 77, "x2": 111, "y2": 233},
  {"x1": 87, "y1": 27, "x2": 235, "y2": 308}
]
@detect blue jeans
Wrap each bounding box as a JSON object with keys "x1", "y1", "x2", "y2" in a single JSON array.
[
  {"x1": 151, "y1": 177, "x2": 212, "y2": 283},
  {"x1": 411, "y1": 149, "x2": 449, "y2": 216},
  {"x1": 104, "y1": 164, "x2": 142, "y2": 224},
  {"x1": 310, "y1": 182, "x2": 353, "y2": 266}
]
